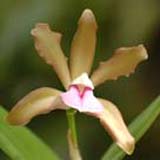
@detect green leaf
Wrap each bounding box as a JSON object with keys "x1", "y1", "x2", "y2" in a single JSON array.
[
  {"x1": 0, "y1": 106, "x2": 60, "y2": 160},
  {"x1": 102, "y1": 96, "x2": 160, "y2": 160}
]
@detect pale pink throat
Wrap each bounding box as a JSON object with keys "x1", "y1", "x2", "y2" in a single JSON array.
[{"x1": 61, "y1": 85, "x2": 104, "y2": 113}]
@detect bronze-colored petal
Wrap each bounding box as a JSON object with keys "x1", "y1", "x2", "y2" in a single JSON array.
[
  {"x1": 92, "y1": 98, "x2": 135, "y2": 155},
  {"x1": 70, "y1": 9, "x2": 97, "y2": 79},
  {"x1": 31, "y1": 23, "x2": 71, "y2": 89},
  {"x1": 91, "y1": 45, "x2": 148, "y2": 86},
  {"x1": 7, "y1": 87, "x2": 66, "y2": 125}
]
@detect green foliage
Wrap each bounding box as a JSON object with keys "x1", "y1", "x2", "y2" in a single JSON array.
[
  {"x1": 0, "y1": 106, "x2": 60, "y2": 160},
  {"x1": 102, "y1": 96, "x2": 160, "y2": 160}
]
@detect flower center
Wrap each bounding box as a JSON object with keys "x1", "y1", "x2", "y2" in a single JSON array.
[
  {"x1": 71, "y1": 85, "x2": 91, "y2": 98},
  {"x1": 60, "y1": 73, "x2": 104, "y2": 112},
  {"x1": 71, "y1": 72, "x2": 94, "y2": 89}
]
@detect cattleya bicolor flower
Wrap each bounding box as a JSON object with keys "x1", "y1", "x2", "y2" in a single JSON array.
[{"x1": 7, "y1": 9, "x2": 148, "y2": 154}]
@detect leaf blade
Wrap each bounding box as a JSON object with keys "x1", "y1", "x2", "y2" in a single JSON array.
[{"x1": 0, "y1": 106, "x2": 60, "y2": 160}]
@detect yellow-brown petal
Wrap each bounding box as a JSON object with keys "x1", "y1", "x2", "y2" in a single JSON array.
[
  {"x1": 91, "y1": 45, "x2": 148, "y2": 86},
  {"x1": 70, "y1": 9, "x2": 97, "y2": 80},
  {"x1": 31, "y1": 23, "x2": 71, "y2": 89},
  {"x1": 7, "y1": 87, "x2": 66, "y2": 125},
  {"x1": 94, "y1": 99, "x2": 135, "y2": 155}
]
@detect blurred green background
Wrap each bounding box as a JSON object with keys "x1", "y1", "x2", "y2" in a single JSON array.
[{"x1": 0, "y1": 0, "x2": 160, "y2": 159}]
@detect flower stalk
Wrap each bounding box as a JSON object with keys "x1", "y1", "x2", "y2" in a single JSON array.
[
  {"x1": 66, "y1": 109, "x2": 82, "y2": 160},
  {"x1": 66, "y1": 109, "x2": 78, "y2": 145}
]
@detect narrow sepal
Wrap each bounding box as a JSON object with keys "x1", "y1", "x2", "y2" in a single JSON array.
[
  {"x1": 31, "y1": 23, "x2": 71, "y2": 89},
  {"x1": 91, "y1": 45, "x2": 148, "y2": 86},
  {"x1": 7, "y1": 87, "x2": 66, "y2": 125},
  {"x1": 96, "y1": 98, "x2": 135, "y2": 155},
  {"x1": 70, "y1": 9, "x2": 97, "y2": 79}
]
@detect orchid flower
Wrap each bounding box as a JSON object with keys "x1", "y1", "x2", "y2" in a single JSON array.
[{"x1": 7, "y1": 9, "x2": 148, "y2": 157}]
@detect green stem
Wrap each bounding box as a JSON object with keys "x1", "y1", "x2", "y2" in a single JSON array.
[
  {"x1": 66, "y1": 109, "x2": 82, "y2": 160},
  {"x1": 66, "y1": 108, "x2": 78, "y2": 146}
]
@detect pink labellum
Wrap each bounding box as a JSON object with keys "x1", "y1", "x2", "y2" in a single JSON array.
[{"x1": 61, "y1": 85, "x2": 103, "y2": 113}]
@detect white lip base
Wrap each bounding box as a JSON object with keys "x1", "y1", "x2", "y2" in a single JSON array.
[{"x1": 71, "y1": 72, "x2": 94, "y2": 89}]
